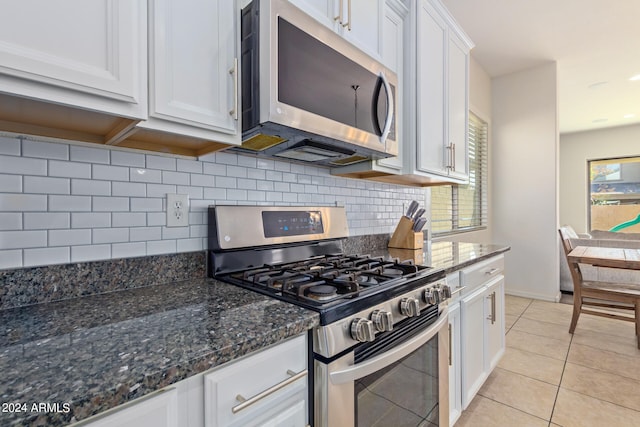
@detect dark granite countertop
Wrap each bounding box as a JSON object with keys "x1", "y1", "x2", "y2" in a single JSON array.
[
  {"x1": 0, "y1": 279, "x2": 319, "y2": 427},
  {"x1": 427, "y1": 241, "x2": 510, "y2": 273}
]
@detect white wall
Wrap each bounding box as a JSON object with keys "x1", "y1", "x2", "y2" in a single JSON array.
[
  {"x1": 491, "y1": 62, "x2": 559, "y2": 301},
  {"x1": 560, "y1": 123, "x2": 640, "y2": 233},
  {"x1": 0, "y1": 135, "x2": 427, "y2": 270}
]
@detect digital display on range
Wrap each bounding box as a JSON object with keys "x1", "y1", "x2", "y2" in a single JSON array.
[{"x1": 262, "y1": 211, "x2": 324, "y2": 238}]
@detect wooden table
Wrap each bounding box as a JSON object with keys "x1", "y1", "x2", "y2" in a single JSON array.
[{"x1": 568, "y1": 246, "x2": 640, "y2": 270}]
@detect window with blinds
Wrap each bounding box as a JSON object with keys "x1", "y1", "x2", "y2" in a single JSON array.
[{"x1": 431, "y1": 112, "x2": 488, "y2": 235}]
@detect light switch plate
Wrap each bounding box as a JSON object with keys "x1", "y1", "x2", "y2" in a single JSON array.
[{"x1": 167, "y1": 194, "x2": 189, "y2": 227}]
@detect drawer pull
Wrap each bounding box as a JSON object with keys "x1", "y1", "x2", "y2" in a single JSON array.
[
  {"x1": 450, "y1": 286, "x2": 466, "y2": 296},
  {"x1": 232, "y1": 369, "x2": 307, "y2": 414},
  {"x1": 485, "y1": 268, "x2": 500, "y2": 276}
]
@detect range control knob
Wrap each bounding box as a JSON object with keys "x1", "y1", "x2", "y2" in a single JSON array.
[
  {"x1": 400, "y1": 297, "x2": 421, "y2": 317},
  {"x1": 424, "y1": 288, "x2": 437, "y2": 305},
  {"x1": 441, "y1": 285, "x2": 452, "y2": 299},
  {"x1": 350, "y1": 318, "x2": 375, "y2": 342},
  {"x1": 371, "y1": 310, "x2": 393, "y2": 332}
]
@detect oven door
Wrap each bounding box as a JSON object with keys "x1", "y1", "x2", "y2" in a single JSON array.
[{"x1": 314, "y1": 309, "x2": 449, "y2": 427}]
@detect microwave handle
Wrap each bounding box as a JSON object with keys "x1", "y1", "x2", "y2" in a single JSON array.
[
  {"x1": 329, "y1": 310, "x2": 447, "y2": 385},
  {"x1": 379, "y1": 71, "x2": 393, "y2": 144}
]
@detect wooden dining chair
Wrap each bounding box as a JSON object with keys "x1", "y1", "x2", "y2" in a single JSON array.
[{"x1": 558, "y1": 226, "x2": 640, "y2": 348}]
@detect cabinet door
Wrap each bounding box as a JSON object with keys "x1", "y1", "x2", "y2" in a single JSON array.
[
  {"x1": 147, "y1": 0, "x2": 238, "y2": 135},
  {"x1": 416, "y1": 0, "x2": 447, "y2": 177},
  {"x1": 287, "y1": 0, "x2": 336, "y2": 29},
  {"x1": 448, "y1": 302, "x2": 462, "y2": 427},
  {"x1": 0, "y1": 0, "x2": 146, "y2": 118},
  {"x1": 341, "y1": 0, "x2": 383, "y2": 60},
  {"x1": 485, "y1": 275, "x2": 505, "y2": 372},
  {"x1": 460, "y1": 285, "x2": 486, "y2": 409},
  {"x1": 447, "y1": 31, "x2": 469, "y2": 180},
  {"x1": 83, "y1": 389, "x2": 178, "y2": 427}
]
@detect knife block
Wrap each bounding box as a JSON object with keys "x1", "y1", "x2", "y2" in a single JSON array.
[
  {"x1": 388, "y1": 247, "x2": 424, "y2": 265},
  {"x1": 388, "y1": 217, "x2": 424, "y2": 250}
]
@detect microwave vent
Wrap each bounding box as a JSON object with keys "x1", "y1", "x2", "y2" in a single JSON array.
[
  {"x1": 330, "y1": 155, "x2": 369, "y2": 166},
  {"x1": 241, "y1": 134, "x2": 287, "y2": 151}
]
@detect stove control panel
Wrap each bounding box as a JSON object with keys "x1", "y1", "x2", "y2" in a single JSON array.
[{"x1": 316, "y1": 278, "x2": 450, "y2": 357}]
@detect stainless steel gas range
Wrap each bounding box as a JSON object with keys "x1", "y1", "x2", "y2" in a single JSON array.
[{"x1": 208, "y1": 205, "x2": 450, "y2": 427}]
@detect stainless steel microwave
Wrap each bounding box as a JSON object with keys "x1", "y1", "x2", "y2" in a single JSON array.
[{"x1": 238, "y1": 0, "x2": 398, "y2": 167}]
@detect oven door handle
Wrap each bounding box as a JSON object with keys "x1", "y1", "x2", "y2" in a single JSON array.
[{"x1": 329, "y1": 310, "x2": 448, "y2": 385}]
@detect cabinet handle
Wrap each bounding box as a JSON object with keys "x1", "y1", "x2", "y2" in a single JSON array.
[
  {"x1": 450, "y1": 286, "x2": 466, "y2": 297},
  {"x1": 448, "y1": 324, "x2": 452, "y2": 366},
  {"x1": 451, "y1": 143, "x2": 456, "y2": 170},
  {"x1": 334, "y1": 0, "x2": 343, "y2": 24},
  {"x1": 228, "y1": 57, "x2": 238, "y2": 120},
  {"x1": 486, "y1": 291, "x2": 496, "y2": 324},
  {"x1": 446, "y1": 143, "x2": 454, "y2": 170},
  {"x1": 232, "y1": 369, "x2": 307, "y2": 414},
  {"x1": 342, "y1": 0, "x2": 352, "y2": 30},
  {"x1": 484, "y1": 268, "x2": 499, "y2": 276}
]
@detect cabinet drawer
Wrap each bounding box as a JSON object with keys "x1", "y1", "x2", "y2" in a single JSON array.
[
  {"x1": 204, "y1": 334, "x2": 307, "y2": 427},
  {"x1": 460, "y1": 255, "x2": 504, "y2": 291}
]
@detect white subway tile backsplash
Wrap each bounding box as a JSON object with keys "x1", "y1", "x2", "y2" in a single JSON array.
[
  {"x1": 92, "y1": 196, "x2": 129, "y2": 212},
  {"x1": 131, "y1": 197, "x2": 162, "y2": 212},
  {"x1": 0, "y1": 230, "x2": 47, "y2": 249},
  {"x1": 130, "y1": 168, "x2": 162, "y2": 183},
  {"x1": 0, "y1": 194, "x2": 47, "y2": 211},
  {"x1": 24, "y1": 212, "x2": 69, "y2": 229},
  {"x1": 0, "y1": 213, "x2": 21, "y2": 230},
  {"x1": 146, "y1": 212, "x2": 166, "y2": 226},
  {"x1": 0, "y1": 136, "x2": 20, "y2": 155},
  {"x1": 70, "y1": 145, "x2": 110, "y2": 164},
  {"x1": 147, "y1": 155, "x2": 176, "y2": 171},
  {"x1": 0, "y1": 249, "x2": 22, "y2": 269},
  {"x1": 93, "y1": 227, "x2": 129, "y2": 244},
  {"x1": 177, "y1": 159, "x2": 202, "y2": 174},
  {"x1": 72, "y1": 212, "x2": 111, "y2": 228},
  {"x1": 93, "y1": 164, "x2": 129, "y2": 181},
  {"x1": 112, "y1": 181, "x2": 146, "y2": 197},
  {"x1": 162, "y1": 226, "x2": 190, "y2": 240},
  {"x1": 112, "y1": 212, "x2": 146, "y2": 227},
  {"x1": 147, "y1": 239, "x2": 175, "y2": 255},
  {"x1": 0, "y1": 136, "x2": 428, "y2": 269},
  {"x1": 24, "y1": 247, "x2": 70, "y2": 267},
  {"x1": 203, "y1": 162, "x2": 226, "y2": 176},
  {"x1": 190, "y1": 174, "x2": 215, "y2": 187},
  {"x1": 162, "y1": 171, "x2": 189, "y2": 185},
  {"x1": 0, "y1": 155, "x2": 47, "y2": 176},
  {"x1": 146, "y1": 183, "x2": 176, "y2": 198},
  {"x1": 23, "y1": 140, "x2": 68, "y2": 160},
  {"x1": 49, "y1": 229, "x2": 91, "y2": 246},
  {"x1": 72, "y1": 179, "x2": 111, "y2": 196},
  {"x1": 112, "y1": 242, "x2": 146, "y2": 259},
  {"x1": 49, "y1": 195, "x2": 91, "y2": 212},
  {"x1": 130, "y1": 226, "x2": 162, "y2": 242},
  {"x1": 71, "y1": 244, "x2": 111, "y2": 263},
  {"x1": 177, "y1": 238, "x2": 202, "y2": 252},
  {"x1": 49, "y1": 160, "x2": 91, "y2": 178},
  {"x1": 111, "y1": 151, "x2": 145, "y2": 167},
  {"x1": 24, "y1": 176, "x2": 69, "y2": 194},
  {"x1": 0, "y1": 174, "x2": 22, "y2": 192}
]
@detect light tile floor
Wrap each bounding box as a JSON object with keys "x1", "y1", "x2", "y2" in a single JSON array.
[{"x1": 454, "y1": 295, "x2": 640, "y2": 427}]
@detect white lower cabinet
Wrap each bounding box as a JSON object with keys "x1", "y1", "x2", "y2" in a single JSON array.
[
  {"x1": 204, "y1": 334, "x2": 308, "y2": 427},
  {"x1": 75, "y1": 334, "x2": 308, "y2": 427},
  {"x1": 77, "y1": 388, "x2": 179, "y2": 427},
  {"x1": 458, "y1": 255, "x2": 506, "y2": 412}
]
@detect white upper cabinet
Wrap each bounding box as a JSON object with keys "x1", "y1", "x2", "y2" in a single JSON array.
[
  {"x1": 0, "y1": 0, "x2": 147, "y2": 119},
  {"x1": 288, "y1": 0, "x2": 384, "y2": 62},
  {"x1": 414, "y1": 0, "x2": 472, "y2": 184},
  {"x1": 140, "y1": 0, "x2": 240, "y2": 146}
]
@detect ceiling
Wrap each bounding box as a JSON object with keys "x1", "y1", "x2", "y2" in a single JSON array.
[{"x1": 440, "y1": 0, "x2": 640, "y2": 134}]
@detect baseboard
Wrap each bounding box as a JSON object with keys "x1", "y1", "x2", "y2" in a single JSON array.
[{"x1": 505, "y1": 289, "x2": 562, "y2": 302}]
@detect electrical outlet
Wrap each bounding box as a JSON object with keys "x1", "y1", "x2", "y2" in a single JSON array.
[{"x1": 167, "y1": 194, "x2": 189, "y2": 227}]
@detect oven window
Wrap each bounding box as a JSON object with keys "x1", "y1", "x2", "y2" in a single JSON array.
[{"x1": 355, "y1": 335, "x2": 439, "y2": 426}]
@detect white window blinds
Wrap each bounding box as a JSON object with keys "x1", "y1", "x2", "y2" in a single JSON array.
[{"x1": 431, "y1": 112, "x2": 488, "y2": 235}]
